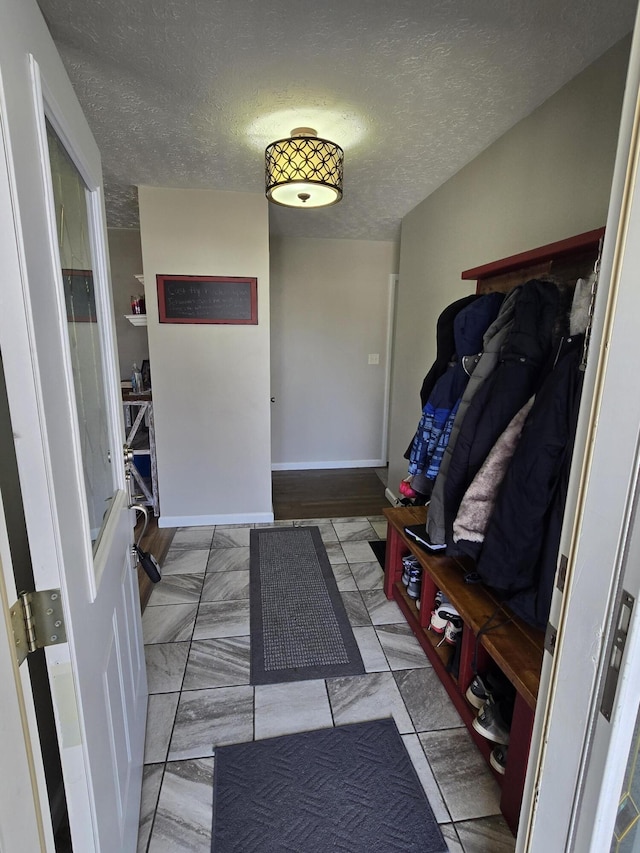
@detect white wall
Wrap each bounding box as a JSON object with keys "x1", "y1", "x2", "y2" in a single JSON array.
[
  {"x1": 388, "y1": 36, "x2": 631, "y2": 497},
  {"x1": 138, "y1": 187, "x2": 272, "y2": 525},
  {"x1": 108, "y1": 228, "x2": 149, "y2": 380},
  {"x1": 270, "y1": 236, "x2": 398, "y2": 469}
]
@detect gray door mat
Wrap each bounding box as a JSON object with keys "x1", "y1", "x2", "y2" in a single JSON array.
[{"x1": 212, "y1": 718, "x2": 447, "y2": 852}]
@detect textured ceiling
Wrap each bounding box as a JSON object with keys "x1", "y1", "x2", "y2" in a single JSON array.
[{"x1": 36, "y1": 0, "x2": 637, "y2": 241}]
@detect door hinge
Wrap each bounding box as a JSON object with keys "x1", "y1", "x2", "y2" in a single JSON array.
[
  {"x1": 601, "y1": 589, "x2": 635, "y2": 722},
  {"x1": 556, "y1": 554, "x2": 568, "y2": 593},
  {"x1": 544, "y1": 621, "x2": 558, "y2": 656},
  {"x1": 10, "y1": 589, "x2": 66, "y2": 667}
]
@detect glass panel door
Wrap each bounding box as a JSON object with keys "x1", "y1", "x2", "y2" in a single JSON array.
[
  {"x1": 46, "y1": 120, "x2": 115, "y2": 549},
  {"x1": 612, "y1": 708, "x2": 640, "y2": 852}
]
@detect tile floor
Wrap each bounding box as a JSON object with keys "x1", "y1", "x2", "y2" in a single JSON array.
[{"x1": 137, "y1": 516, "x2": 516, "y2": 853}]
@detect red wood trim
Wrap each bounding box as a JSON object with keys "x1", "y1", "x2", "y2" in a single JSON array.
[
  {"x1": 500, "y1": 693, "x2": 536, "y2": 835},
  {"x1": 461, "y1": 227, "x2": 605, "y2": 281},
  {"x1": 383, "y1": 530, "x2": 405, "y2": 598}
]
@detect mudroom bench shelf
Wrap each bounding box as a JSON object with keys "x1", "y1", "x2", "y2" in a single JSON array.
[{"x1": 383, "y1": 505, "x2": 544, "y2": 834}]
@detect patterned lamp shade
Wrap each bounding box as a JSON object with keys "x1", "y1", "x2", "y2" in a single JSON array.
[{"x1": 265, "y1": 128, "x2": 343, "y2": 208}]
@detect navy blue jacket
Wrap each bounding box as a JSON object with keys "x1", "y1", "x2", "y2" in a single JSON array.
[
  {"x1": 418, "y1": 294, "x2": 480, "y2": 408},
  {"x1": 478, "y1": 334, "x2": 585, "y2": 629},
  {"x1": 404, "y1": 294, "x2": 479, "y2": 460},
  {"x1": 442, "y1": 279, "x2": 560, "y2": 551},
  {"x1": 408, "y1": 293, "x2": 504, "y2": 482}
]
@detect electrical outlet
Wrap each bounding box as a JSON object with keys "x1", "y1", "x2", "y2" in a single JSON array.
[{"x1": 368, "y1": 353, "x2": 380, "y2": 365}]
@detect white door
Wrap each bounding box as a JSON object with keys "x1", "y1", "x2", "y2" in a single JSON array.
[
  {"x1": 517, "y1": 7, "x2": 640, "y2": 850},
  {"x1": 0, "y1": 1, "x2": 146, "y2": 850}
]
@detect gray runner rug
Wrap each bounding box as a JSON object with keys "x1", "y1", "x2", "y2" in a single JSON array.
[
  {"x1": 212, "y1": 718, "x2": 448, "y2": 852},
  {"x1": 249, "y1": 526, "x2": 364, "y2": 684}
]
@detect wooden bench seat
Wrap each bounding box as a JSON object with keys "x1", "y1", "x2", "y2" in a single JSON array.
[{"x1": 383, "y1": 504, "x2": 544, "y2": 833}]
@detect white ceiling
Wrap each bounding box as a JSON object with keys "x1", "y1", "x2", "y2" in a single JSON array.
[{"x1": 36, "y1": 0, "x2": 637, "y2": 241}]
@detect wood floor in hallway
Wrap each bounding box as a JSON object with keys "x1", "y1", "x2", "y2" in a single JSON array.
[{"x1": 272, "y1": 467, "x2": 389, "y2": 519}]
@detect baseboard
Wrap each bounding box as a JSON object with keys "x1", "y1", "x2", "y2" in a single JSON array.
[
  {"x1": 385, "y1": 486, "x2": 399, "y2": 506},
  {"x1": 158, "y1": 511, "x2": 275, "y2": 528},
  {"x1": 271, "y1": 459, "x2": 386, "y2": 471}
]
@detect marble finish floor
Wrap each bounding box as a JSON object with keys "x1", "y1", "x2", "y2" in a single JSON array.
[{"x1": 138, "y1": 516, "x2": 516, "y2": 853}]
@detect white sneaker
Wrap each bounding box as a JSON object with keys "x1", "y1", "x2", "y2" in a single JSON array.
[
  {"x1": 443, "y1": 617, "x2": 462, "y2": 645},
  {"x1": 429, "y1": 602, "x2": 459, "y2": 634},
  {"x1": 490, "y1": 744, "x2": 508, "y2": 775}
]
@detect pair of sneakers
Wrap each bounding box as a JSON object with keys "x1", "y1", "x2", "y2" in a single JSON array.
[
  {"x1": 401, "y1": 555, "x2": 422, "y2": 602},
  {"x1": 401, "y1": 554, "x2": 419, "y2": 585},
  {"x1": 467, "y1": 672, "x2": 514, "y2": 772},
  {"x1": 429, "y1": 594, "x2": 462, "y2": 646}
]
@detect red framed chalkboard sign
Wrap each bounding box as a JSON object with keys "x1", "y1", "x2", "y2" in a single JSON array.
[{"x1": 156, "y1": 275, "x2": 258, "y2": 325}]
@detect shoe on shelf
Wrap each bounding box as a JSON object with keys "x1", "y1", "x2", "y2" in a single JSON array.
[
  {"x1": 429, "y1": 602, "x2": 460, "y2": 634},
  {"x1": 434, "y1": 589, "x2": 447, "y2": 609},
  {"x1": 407, "y1": 567, "x2": 422, "y2": 600},
  {"x1": 442, "y1": 616, "x2": 463, "y2": 646},
  {"x1": 399, "y1": 479, "x2": 418, "y2": 499},
  {"x1": 401, "y1": 555, "x2": 420, "y2": 586},
  {"x1": 466, "y1": 674, "x2": 491, "y2": 710},
  {"x1": 472, "y1": 696, "x2": 511, "y2": 745},
  {"x1": 490, "y1": 744, "x2": 508, "y2": 776},
  {"x1": 466, "y1": 670, "x2": 515, "y2": 710}
]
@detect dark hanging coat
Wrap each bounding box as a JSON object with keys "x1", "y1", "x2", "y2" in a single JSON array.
[
  {"x1": 418, "y1": 294, "x2": 481, "y2": 408},
  {"x1": 442, "y1": 279, "x2": 560, "y2": 552},
  {"x1": 425, "y1": 285, "x2": 522, "y2": 544},
  {"x1": 452, "y1": 395, "x2": 535, "y2": 560},
  {"x1": 407, "y1": 293, "x2": 504, "y2": 484},
  {"x1": 404, "y1": 294, "x2": 479, "y2": 460},
  {"x1": 477, "y1": 334, "x2": 585, "y2": 629}
]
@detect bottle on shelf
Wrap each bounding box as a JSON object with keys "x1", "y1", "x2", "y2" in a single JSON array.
[
  {"x1": 130, "y1": 293, "x2": 146, "y2": 315},
  {"x1": 131, "y1": 362, "x2": 143, "y2": 394}
]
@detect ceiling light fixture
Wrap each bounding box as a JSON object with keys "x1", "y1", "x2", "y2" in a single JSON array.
[{"x1": 265, "y1": 127, "x2": 343, "y2": 208}]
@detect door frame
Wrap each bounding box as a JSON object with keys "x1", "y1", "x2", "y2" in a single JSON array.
[
  {"x1": 380, "y1": 273, "x2": 398, "y2": 466},
  {"x1": 519, "y1": 7, "x2": 640, "y2": 848},
  {"x1": 583, "y1": 506, "x2": 640, "y2": 851}
]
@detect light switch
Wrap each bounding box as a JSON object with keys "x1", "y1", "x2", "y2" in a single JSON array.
[{"x1": 368, "y1": 353, "x2": 380, "y2": 365}]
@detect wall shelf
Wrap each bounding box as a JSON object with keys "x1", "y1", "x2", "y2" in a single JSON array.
[{"x1": 125, "y1": 314, "x2": 147, "y2": 326}]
